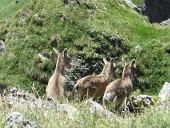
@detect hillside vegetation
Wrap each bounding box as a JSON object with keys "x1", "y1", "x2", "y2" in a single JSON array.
[
  {"x1": 0, "y1": 0, "x2": 170, "y2": 96},
  {"x1": 0, "y1": 0, "x2": 30, "y2": 19}
]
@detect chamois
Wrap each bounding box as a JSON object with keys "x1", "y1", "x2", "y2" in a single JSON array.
[
  {"x1": 72, "y1": 58, "x2": 116, "y2": 101},
  {"x1": 46, "y1": 48, "x2": 71, "y2": 100},
  {"x1": 103, "y1": 58, "x2": 136, "y2": 111}
]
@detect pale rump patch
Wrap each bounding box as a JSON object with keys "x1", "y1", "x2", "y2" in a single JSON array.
[{"x1": 103, "y1": 59, "x2": 136, "y2": 111}]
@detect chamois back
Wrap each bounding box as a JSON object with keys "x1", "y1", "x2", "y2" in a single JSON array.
[
  {"x1": 72, "y1": 58, "x2": 116, "y2": 101},
  {"x1": 103, "y1": 59, "x2": 136, "y2": 111},
  {"x1": 46, "y1": 48, "x2": 71, "y2": 101}
]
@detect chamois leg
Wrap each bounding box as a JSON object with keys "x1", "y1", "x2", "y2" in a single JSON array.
[
  {"x1": 125, "y1": 96, "x2": 130, "y2": 106},
  {"x1": 91, "y1": 90, "x2": 98, "y2": 101},
  {"x1": 114, "y1": 98, "x2": 125, "y2": 111}
]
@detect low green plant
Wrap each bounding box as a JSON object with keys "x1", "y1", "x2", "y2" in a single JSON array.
[
  {"x1": 0, "y1": 0, "x2": 31, "y2": 19},
  {"x1": 0, "y1": 0, "x2": 170, "y2": 96},
  {"x1": 0, "y1": 97, "x2": 170, "y2": 128}
]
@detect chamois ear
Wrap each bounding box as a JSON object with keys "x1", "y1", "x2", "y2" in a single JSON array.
[
  {"x1": 53, "y1": 47, "x2": 59, "y2": 55},
  {"x1": 110, "y1": 58, "x2": 114, "y2": 63},
  {"x1": 131, "y1": 59, "x2": 135, "y2": 64},
  {"x1": 122, "y1": 57, "x2": 126, "y2": 64},
  {"x1": 63, "y1": 48, "x2": 67, "y2": 56},
  {"x1": 103, "y1": 58, "x2": 107, "y2": 64},
  {"x1": 131, "y1": 59, "x2": 136, "y2": 68}
]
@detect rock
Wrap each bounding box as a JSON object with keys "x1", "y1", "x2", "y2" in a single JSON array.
[
  {"x1": 160, "y1": 18, "x2": 170, "y2": 25},
  {"x1": 4, "y1": 87, "x2": 78, "y2": 119},
  {"x1": 63, "y1": 0, "x2": 80, "y2": 5},
  {"x1": 124, "y1": 95, "x2": 155, "y2": 113},
  {"x1": 60, "y1": 104, "x2": 79, "y2": 119},
  {"x1": 0, "y1": 40, "x2": 5, "y2": 56},
  {"x1": 85, "y1": 99, "x2": 118, "y2": 119},
  {"x1": 124, "y1": 0, "x2": 139, "y2": 11},
  {"x1": 158, "y1": 82, "x2": 170, "y2": 108},
  {"x1": 65, "y1": 56, "x2": 91, "y2": 91},
  {"x1": 5, "y1": 112, "x2": 37, "y2": 128},
  {"x1": 132, "y1": 95, "x2": 155, "y2": 106},
  {"x1": 7, "y1": 87, "x2": 37, "y2": 102},
  {"x1": 140, "y1": 0, "x2": 170, "y2": 23}
]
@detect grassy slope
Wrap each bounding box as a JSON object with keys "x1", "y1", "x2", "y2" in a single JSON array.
[
  {"x1": 0, "y1": 1, "x2": 170, "y2": 127},
  {"x1": 0, "y1": 0, "x2": 170, "y2": 96},
  {"x1": 0, "y1": 0, "x2": 31, "y2": 19},
  {"x1": 0, "y1": 100, "x2": 170, "y2": 128},
  {"x1": 131, "y1": 0, "x2": 143, "y2": 6}
]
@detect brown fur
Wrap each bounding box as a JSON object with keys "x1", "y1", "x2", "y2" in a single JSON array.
[
  {"x1": 103, "y1": 59, "x2": 136, "y2": 111},
  {"x1": 46, "y1": 48, "x2": 71, "y2": 100},
  {"x1": 72, "y1": 58, "x2": 116, "y2": 101}
]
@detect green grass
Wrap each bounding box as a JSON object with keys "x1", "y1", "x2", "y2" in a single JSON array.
[
  {"x1": 1, "y1": 0, "x2": 170, "y2": 127},
  {"x1": 0, "y1": 0, "x2": 170, "y2": 96},
  {"x1": 131, "y1": 0, "x2": 143, "y2": 6},
  {"x1": 0, "y1": 0, "x2": 31, "y2": 19},
  {"x1": 0, "y1": 99, "x2": 170, "y2": 128}
]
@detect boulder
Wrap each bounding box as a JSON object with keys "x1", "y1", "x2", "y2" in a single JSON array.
[
  {"x1": 158, "y1": 82, "x2": 170, "y2": 107},
  {"x1": 140, "y1": 0, "x2": 170, "y2": 23},
  {"x1": 85, "y1": 99, "x2": 119, "y2": 120},
  {"x1": 3, "y1": 87, "x2": 79, "y2": 119},
  {"x1": 123, "y1": 95, "x2": 155, "y2": 113},
  {"x1": 5, "y1": 112, "x2": 37, "y2": 128}
]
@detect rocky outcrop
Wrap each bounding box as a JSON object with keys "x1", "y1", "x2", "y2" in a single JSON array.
[
  {"x1": 158, "y1": 82, "x2": 170, "y2": 108},
  {"x1": 0, "y1": 40, "x2": 5, "y2": 56},
  {"x1": 126, "y1": 95, "x2": 155, "y2": 113},
  {"x1": 124, "y1": 0, "x2": 140, "y2": 12},
  {"x1": 85, "y1": 99, "x2": 118, "y2": 119},
  {"x1": 140, "y1": 0, "x2": 170, "y2": 23},
  {"x1": 2, "y1": 87, "x2": 79, "y2": 121},
  {"x1": 116, "y1": 94, "x2": 155, "y2": 116},
  {"x1": 5, "y1": 112, "x2": 37, "y2": 128}
]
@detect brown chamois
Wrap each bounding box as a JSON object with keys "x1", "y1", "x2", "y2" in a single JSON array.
[
  {"x1": 103, "y1": 58, "x2": 136, "y2": 111},
  {"x1": 72, "y1": 58, "x2": 116, "y2": 101},
  {"x1": 46, "y1": 48, "x2": 71, "y2": 100}
]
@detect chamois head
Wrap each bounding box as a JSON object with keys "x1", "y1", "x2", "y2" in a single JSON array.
[
  {"x1": 71, "y1": 58, "x2": 116, "y2": 100},
  {"x1": 122, "y1": 58, "x2": 136, "y2": 78},
  {"x1": 102, "y1": 58, "x2": 116, "y2": 78},
  {"x1": 53, "y1": 47, "x2": 71, "y2": 69},
  {"x1": 63, "y1": 48, "x2": 71, "y2": 69}
]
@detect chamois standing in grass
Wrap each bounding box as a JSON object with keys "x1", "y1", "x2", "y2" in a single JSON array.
[
  {"x1": 103, "y1": 58, "x2": 136, "y2": 111},
  {"x1": 46, "y1": 48, "x2": 71, "y2": 100},
  {"x1": 72, "y1": 58, "x2": 116, "y2": 101}
]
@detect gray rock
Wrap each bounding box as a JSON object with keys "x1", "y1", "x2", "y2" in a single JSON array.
[
  {"x1": 85, "y1": 99, "x2": 118, "y2": 119},
  {"x1": 158, "y1": 82, "x2": 170, "y2": 108},
  {"x1": 124, "y1": 95, "x2": 155, "y2": 113},
  {"x1": 124, "y1": 0, "x2": 139, "y2": 10},
  {"x1": 131, "y1": 95, "x2": 155, "y2": 107},
  {"x1": 5, "y1": 112, "x2": 37, "y2": 128},
  {"x1": 60, "y1": 104, "x2": 79, "y2": 119},
  {"x1": 160, "y1": 18, "x2": 170, "y2": 25},
  {"x1": 4, "y1": 88, "x2": 78, "y2": 119},
  {"x1": 140, "y1": 0, "x2": 170, "y2": 23},
  {"x1": 0, "y1": 40, "x2": 5, "y2": 56}
]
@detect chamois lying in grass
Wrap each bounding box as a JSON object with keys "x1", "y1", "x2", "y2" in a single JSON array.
[
  {"x1": 46, "y1": 48, "x2": 71, "y2": 101},
  {"x1": 71, "y1": 58, "x2": 116, "y2": 101},
  {"x1": 103, "y1": 58, "x2": 136, "y2": 111}
]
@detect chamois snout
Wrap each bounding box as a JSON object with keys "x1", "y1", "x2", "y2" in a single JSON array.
[
  {"x1": 63, "y1": 48, "x2": 72, "y2": 69},
  {"x1": 73, "y1": 84, "x2": 83, "y2": 94},
  {"x1": 70, "y1": 84, "x2": 83, "y2": 100}
]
